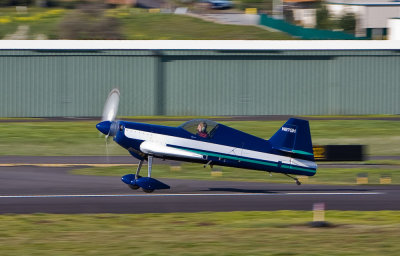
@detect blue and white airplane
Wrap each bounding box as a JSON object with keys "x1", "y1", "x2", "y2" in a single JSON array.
[{"x1": 96, "y1": 89, "x2": 317, "y2": 193}]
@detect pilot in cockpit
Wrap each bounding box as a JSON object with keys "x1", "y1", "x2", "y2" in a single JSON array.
[{"x1": 197, "y1": 122, "x2": 208, "y2": 138}]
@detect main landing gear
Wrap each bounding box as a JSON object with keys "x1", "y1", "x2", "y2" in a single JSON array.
[
  {"x1": 128, "y1": 159, "x2": 143, "y2": 190},
  {"x1": 131, "y1": 156, "x2": 154, "y2": 193},
  {"x1": 285, "y1": 173, "x2": 302, "y2": 186},
  {"x1": 121, "y1": 155, "x2": 170, "y2": 193}
]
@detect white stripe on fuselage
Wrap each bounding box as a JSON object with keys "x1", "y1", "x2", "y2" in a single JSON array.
[{"x1": 124, "y1": 128, "x2": 316, "y2": 169}]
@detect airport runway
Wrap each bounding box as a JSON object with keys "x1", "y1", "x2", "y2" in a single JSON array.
[{"x1": 0, "y1": 165, "x2": 399, "y2": 214}]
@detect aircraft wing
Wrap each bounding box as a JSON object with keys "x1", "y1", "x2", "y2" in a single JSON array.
[{"x1": 140, "y1": 141, "x2": 204, "y2": 160}]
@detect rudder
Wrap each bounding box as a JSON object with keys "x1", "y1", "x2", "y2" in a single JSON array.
[{"x1": 269, "y1": 118, "x2": 314, "y2": 161}]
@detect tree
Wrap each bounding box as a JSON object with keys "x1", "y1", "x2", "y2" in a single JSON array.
[
  {"x1": 316, "y1": 4, "x2": 332, "y2": 30},
  {"x1": 283, "y1": 8, "x2": 294, "y2": 24},
  {"x1": 339, "y1": 12, "x2": 356, "y2": 34}
]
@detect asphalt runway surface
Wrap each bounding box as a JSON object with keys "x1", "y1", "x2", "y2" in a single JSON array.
[{"x1": 1, "y1": 165, "x2": 399, "y2": 214}]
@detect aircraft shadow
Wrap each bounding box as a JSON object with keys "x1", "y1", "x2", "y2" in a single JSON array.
[{"x1": 205, "y1": 187, "x2": 371, "y2": 194}]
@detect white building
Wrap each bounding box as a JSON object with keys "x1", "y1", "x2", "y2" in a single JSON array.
[
  {"x1": 387, "y1": 17, "x2": 400, "y2": 40},
  {"x1": 326, "y1": 0, "x2": 400, "y2": 38}
]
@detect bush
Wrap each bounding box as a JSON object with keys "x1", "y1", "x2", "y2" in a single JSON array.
[{"x1": 59, "y1": 3, "x2": 123, "y2": 39}]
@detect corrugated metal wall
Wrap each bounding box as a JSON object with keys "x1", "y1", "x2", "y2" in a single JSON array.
[
  {"x1": 0, "y1": 50, "x2": 399, "y2": 117},
  {"x1": 164, "y1": 55, "x2": 332, "y2": 115},
  {"x1": 332, "y1": 56, "x2": 400, "y2": 114},
  {"x1": 0, "y1": 51, "x2": 156, "y2": 117}
]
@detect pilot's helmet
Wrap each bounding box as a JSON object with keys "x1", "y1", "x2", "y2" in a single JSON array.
[{"x1": 199, "y1": 122, "x2": 207, "y2": 132}]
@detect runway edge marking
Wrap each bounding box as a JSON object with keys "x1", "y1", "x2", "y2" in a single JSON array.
[{"x1": 0, "y1": 192, "x2": 384, "y2": 198}]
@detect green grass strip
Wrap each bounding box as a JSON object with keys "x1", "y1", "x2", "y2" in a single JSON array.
[{"x1": 0, "y1": 211, "x2": 399, "y2": 256}]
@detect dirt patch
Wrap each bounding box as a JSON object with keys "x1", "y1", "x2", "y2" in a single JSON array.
[{"x1": 196, "y1": 221, "x2": 216, "y2": 226}]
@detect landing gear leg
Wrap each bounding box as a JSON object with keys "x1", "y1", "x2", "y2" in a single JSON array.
[
  {"x1": 147, "y1": 155, "x2": 152, "y2": 178},
  {"x1": 135, "y1": 160, "x2": 143, "y2": 180},
  {"x1": 285, "y1": 174, "x2": 302, "y2": 185},
  {"x1": 142, "y1": 155, "x2": 155, "y2": 193},
  {"x1": 128, "y1": 160, "x2": 143, "y2": 190}
]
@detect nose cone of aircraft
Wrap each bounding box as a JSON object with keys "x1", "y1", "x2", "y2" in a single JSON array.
[{"x1": 96, "y1": 121, "x2": 111, "y2": 135}]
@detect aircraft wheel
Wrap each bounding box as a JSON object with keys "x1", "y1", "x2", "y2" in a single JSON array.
[
  {"x1": 128, "y1": 184, "x2": 140, "y2": 190},
  {"x1": 142, "y1": 188, "x2": 154, "y2": 193}
]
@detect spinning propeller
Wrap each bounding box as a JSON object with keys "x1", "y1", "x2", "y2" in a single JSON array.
[{"x1": 96, "y1": 88, "x2": 120, "y2": 140}]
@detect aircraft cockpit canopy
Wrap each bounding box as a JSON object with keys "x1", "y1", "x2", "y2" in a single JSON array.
[{"x1": 180, "y1": 119, "x2": 219, "y2": 138}]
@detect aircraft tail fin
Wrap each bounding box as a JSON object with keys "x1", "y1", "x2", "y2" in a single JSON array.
[{"x1": 269, "y1": 118, "x2": 314, "y2": 160}]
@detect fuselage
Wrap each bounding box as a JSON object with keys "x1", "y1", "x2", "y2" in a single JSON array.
[{"x1": 112, "y1": 120, "x2": 317, "y2": 177}]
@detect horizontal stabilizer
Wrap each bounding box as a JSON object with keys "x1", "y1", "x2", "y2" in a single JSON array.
[{"x1": 273, "y1": 147, "x2": 314, "y2": 156}]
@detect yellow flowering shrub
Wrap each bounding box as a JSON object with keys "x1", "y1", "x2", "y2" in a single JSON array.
[
  {"x1": 0, "y1": 17, "x2": 11, "y2": 23},
  {"x1": 14, "y1": 16, "x2": 39, "y2": 22}
]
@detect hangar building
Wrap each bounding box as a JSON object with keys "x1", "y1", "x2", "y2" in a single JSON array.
[{"x1": 0, "y1": 41, "x2": 399, "y2": 117}]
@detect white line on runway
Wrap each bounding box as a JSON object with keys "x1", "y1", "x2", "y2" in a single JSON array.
[{"x1": 0, "y1": 192, "x2": 384, "y2": 198}]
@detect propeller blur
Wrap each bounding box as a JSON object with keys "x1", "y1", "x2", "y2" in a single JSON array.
[
  {"x1": 101, "y1": 88, "x2": 120, "y2": 122},
  {"x1": 96, "y1": 89, "x2": 317, "y2": 193}
]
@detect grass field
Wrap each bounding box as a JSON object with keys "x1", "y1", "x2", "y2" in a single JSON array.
[
  {"x1": 1, "y1": 119, "x2": 400, "y2": 156},
  {"x1": 0, "y1": 7, "x2": 292, "y2": 40},
  {"x1": 0, "y1": 8, "x2": 64, "y2": 39},
  {"x1": 117, "y1": 12, "x2": 292, "y2": 40},
  {"x1": 0, "y1": 211, "x2": 399, "y2": 255},
  {"x1": 72, "y1": 164, "x2": 400, "y2": 185}
]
